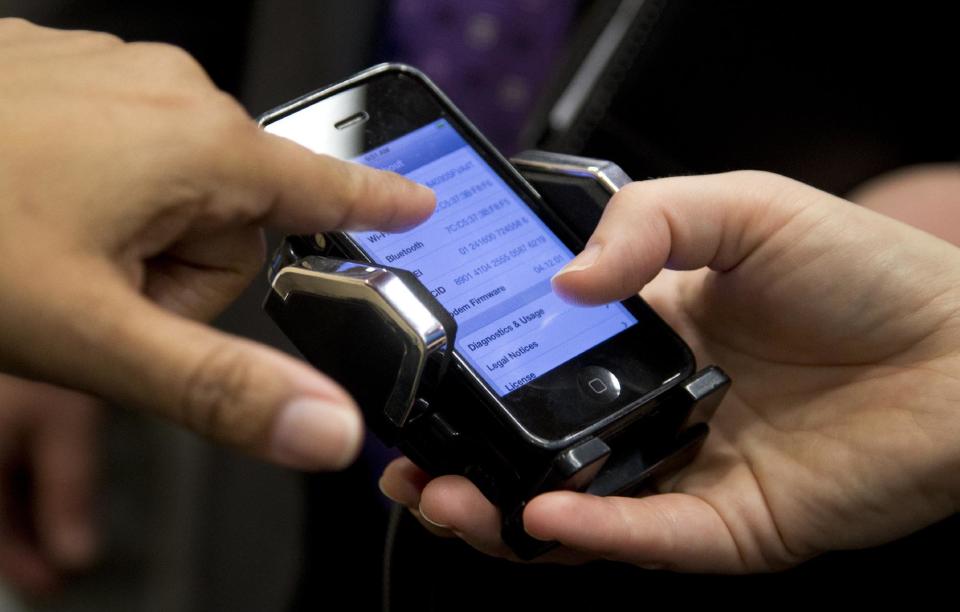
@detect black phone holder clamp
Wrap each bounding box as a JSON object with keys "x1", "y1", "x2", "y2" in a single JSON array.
[
  {"x1": 265, "y1": 241, "x2": 457, "y2": 445},
  {"x1": 263, "y1": 151, "x2": 730, "y2": 560}
]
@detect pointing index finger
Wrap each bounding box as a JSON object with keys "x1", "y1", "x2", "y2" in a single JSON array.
[
  {"x1": 550, "y1": 171, "x2": 816, "y2": 305},
  {"x1": 255, "y1": 131, "x2": 436, "y2": 233}
]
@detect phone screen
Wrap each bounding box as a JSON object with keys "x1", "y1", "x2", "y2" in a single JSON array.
[{"x1": 339, "y1": 118, "x2": 637, "y2": 396}]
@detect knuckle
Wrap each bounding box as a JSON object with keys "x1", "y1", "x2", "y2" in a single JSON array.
[
  {"x1": 724, "y1": 169, "x2": 809, "y2": 212},
  {"x1": 177, "y1": 93, "x2": 255, "y2": 167},
  {"x1": 125, "y1": 41, "x2": 208, "y2": 82},
  {"x1": 211, "y1": 96, "x2": 257, "y2": 144},
  {"x1": 725, "y1": 169, "x2": 795, "y2": 193},
  {"x1": 728, "y1": 169, "x2": 779, "y2": 183},
  {"x1": 91, "y1": 31, "x2": 124, "y2": 48},
  {"x1": 212, "y1": 90, "x2": 250, "y2": 118},
  {"x1": 72, "y1": 29, "x2": 124, "y2": 47},
  {"x1": 343, "y1": 165, "x2": 371, "y2": 203},
  {"x1": 606, "y1": 181, "x2": 648, "y2": 215},
  {"x1": 179, "y1": 342, "x2": 263, "y2": 447},
  {"x1": 195, "y1": 90, "x2": 253, "y2": 132},
  {"x1": 0, "y1": 16, "x2": 33, "y2": 32},
  {"x1": 192, "y1": 97, "x2": 254, "y2": 151},
  {"x1": 335, "y1": 166, "x2": 374, "y2": 224}
]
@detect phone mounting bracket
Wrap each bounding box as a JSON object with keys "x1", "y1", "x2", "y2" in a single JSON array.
[{"x1": 263, "y1": 151, "x2": 730, "y2": 559}]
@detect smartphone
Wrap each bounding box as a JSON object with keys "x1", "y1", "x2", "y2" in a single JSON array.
[
  {"x1": 259, "y1": 65, "x2": 714, "y2": 557},
  {"x1": 262, "y1": 64, "x2": 694, "y2": 444}
]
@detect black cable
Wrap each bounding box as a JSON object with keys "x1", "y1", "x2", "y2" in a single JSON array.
[{"x1": 382, "y1": 502, "x2": 404, "y2": 612}]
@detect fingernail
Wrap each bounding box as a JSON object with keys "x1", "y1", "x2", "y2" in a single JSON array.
[
  {"x1": 553, "y1": 243, "x2": 603, "y2": 280},
  {"x1": 523, "y1": 526, "x2": 551, "y2": 542},
  {"x1": 54, "y1": 524, "x2": 97, "y2": 568},
  {"x1": 272, "y1": 399, "x2": 363, "y2": 470},
  {"x1": 418, "y1": 503, "x2": 449, "y2": 529},
  {"x1": 378, "y1": 477, "x2": 400, "y2": 503}
]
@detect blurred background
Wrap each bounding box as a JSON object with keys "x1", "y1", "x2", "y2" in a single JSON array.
[{"x1": 0, "y1": 1, "x2": 957, "y2": 610}]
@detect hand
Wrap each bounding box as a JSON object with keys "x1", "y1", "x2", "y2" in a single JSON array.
[
  {"x1": 380, "y1": 170, "x2": 960, "y2": 571},
  {"x1": 0, "y1": 374, "x2": 99, "y2": 596},
  {"x1": 0, "y1": 19, "x2": 435, "y2": 470}
]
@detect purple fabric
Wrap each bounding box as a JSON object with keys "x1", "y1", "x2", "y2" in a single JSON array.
[{"x1": 387, "y1": 0, "x2": 578, "y2": 153}]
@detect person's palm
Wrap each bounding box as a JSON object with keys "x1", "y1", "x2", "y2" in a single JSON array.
[{"x1": 381, "y1": 171, "x2": 960, "y2": 571}]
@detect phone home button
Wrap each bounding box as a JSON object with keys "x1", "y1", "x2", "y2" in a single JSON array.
[{"x1": 578, "y1": 366, "x2": 621, "y2": 403}]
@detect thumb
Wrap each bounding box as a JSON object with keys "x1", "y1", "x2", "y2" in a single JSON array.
[
  {"x1": 121, "y1": 300, "x2": 363, "y2": 469},
  {"x1": 550, "y1": 170, "x2": 822, "y2": 304},
  {"x1": 29, "y1": 273, "x2": 363, "y2": 471}
]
